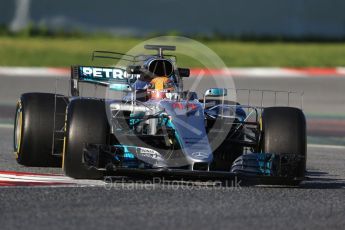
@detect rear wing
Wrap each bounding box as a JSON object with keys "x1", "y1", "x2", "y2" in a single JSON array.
[{"x1": 70, "y1": 66, "x2": 139, "y2": 96}]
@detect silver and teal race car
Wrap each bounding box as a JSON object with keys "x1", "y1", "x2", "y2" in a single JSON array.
[{"x1": 13, "y1": 45, "x2": 306, "y2": 185}]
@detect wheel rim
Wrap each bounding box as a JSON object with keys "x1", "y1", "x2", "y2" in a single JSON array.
[{"x1": 14, "y1": 102, "x2": 23, "y2": 157}]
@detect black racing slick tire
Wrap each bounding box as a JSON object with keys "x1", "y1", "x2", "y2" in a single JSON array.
[
  {"x1": 63, "y1": 98, "x2": 109, "y2": 179},
  {"x1": 261, "y1": 107, "x2": 307, "y2": 179},
  {"x1": 14, "y1": 93, "x2": 68, "y2": 167}
]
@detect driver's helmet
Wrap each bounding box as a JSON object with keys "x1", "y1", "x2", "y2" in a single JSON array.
[
  {"x1": 150, "y1": 76, "x2": 174, "y2": 91},
  {"x1": 148, "y1": 76, "x2": 175, "y2": 99},
  {"x1": 145, "y1": 58, "x2": 176, "y2": 99}
]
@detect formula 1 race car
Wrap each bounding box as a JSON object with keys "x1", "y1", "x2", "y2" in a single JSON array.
[{"x1": 13, "y1": 45, "x2": 307, "y2": 185}]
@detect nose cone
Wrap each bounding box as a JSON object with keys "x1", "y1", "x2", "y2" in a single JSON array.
[{"x1": 159, "y1": 100, "x2": 213, "y2": 165}]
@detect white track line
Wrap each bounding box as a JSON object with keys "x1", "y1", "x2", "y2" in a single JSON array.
[
  {"x1": 0, "y1": 67, "x2": 69, "y2": 77},
  {"x1": 0, "y1": 124, "x2": 13, "y2": 129},
  {"x1": 308, "y1": 144, "x2": 345, "y2": 149},
  {"x1": 229, "y1": 68, "x2": 304, "y2": 77},
  {"x1": 1, "y1": 123, "x2": 344, "y2": 149},
  {"x1": 0, "y1": 172, "x2": 107, "y2": 187},
  {"x1": 1, "y1": 121, "x2": 344, "y2": 148},
  {"x1": 1, "y1": 121, "x2": 345, "y2": 149},
  {"x1": 2, "y1": 67, "x2": 345, "y2": 78}
]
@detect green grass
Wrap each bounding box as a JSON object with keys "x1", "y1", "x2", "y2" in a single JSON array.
[{"x1": 0, "y1": 36, "x2": 345, "y2": 67}]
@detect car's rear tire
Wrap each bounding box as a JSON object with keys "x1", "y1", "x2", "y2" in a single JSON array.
[
  {"x1": 63, "y1": 98, "x2": 109, "y2": 179},
  {"x1": 262, "y1": 107, "x2": 307, "y2": 180},
  {"x1": 14, "y1": 93, "x2": 67, "y2": 167}
]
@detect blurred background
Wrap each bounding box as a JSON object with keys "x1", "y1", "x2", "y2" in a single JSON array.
[
  {"x1": 1, "y1": 0, "x2": 345, "y2": 67},
  {"x1": 2, "y1": 0, "x2": 345, "y2": 40}
]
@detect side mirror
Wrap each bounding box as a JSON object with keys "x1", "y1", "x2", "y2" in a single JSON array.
[
  {"x1": 204, "y1": 88, "x2": 227, "y2": 97},
  {"x1": 178, "y1": 68, "x2": 190, "y2": 77},
  {"x1": 109, "y1": 83, "x2": 132, "y2": 92}
]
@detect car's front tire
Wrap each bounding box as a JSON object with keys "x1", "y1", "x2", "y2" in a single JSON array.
[
  {"x1": 63, "y1": 98, "x2": 109, "y2": 179},
  {"x1": 261, "y1": 107, "x2": 307, "y2": 181}
]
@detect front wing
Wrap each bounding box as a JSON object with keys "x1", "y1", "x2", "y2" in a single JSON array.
[{"x1": 83, "y1": 144, "x2": 305, "y2": 185}]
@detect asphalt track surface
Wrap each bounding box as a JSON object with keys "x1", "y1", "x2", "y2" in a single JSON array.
[{"x1": 0, "y1": 74, "x2": 345, "y2": 229}]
